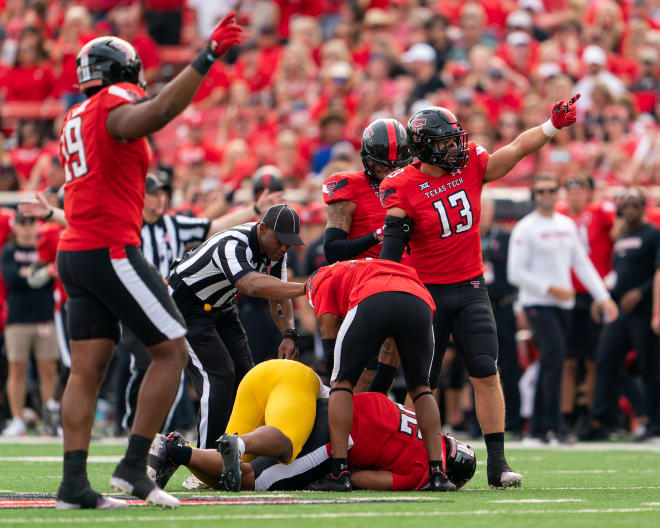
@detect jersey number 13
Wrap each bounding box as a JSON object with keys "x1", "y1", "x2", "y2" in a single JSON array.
[{"x1": 433, "y1": 190, "x2": 473, "y2": 238}]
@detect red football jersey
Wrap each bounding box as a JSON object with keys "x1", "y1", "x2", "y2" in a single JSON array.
[
  {"x1": 563, "y1": 201, "x2": 615, "y2": 294},
  {"x1": 307, "y1": 259, "x2": 435, "y2": 317},
  {"x1": 37, "y1": 223, "x2": 67, "y2": 311},
  {"x1": 348, "y1": 393, "x2": 430, "y2": 491},
  {"x1": 58, "y1": 83, "x2": 150, "y2": 250},
  {"x1": 322, "y1": 171, "x2": 384, "y2": 260},
  {"x1": 380, "y1": 142, "x2": 489, "y2": 284}
]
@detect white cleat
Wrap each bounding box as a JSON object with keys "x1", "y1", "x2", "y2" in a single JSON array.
[
  {"x1": 497, "y1": 470, "x2": 523, "y2": 488},
  {"x1": 144, "y1": 487, "x2": 180, "y2": 509},
  {"x1": 109, "y1": 476, "x2": 180, "y2": 509},
  {"x1": 181, "y1": 474, "x2": 211, "y2": 490},
  {"x1": 55, "y1": 495, "x2": 127, "y2": 510}
]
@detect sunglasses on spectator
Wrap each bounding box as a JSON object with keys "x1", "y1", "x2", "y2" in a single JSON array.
[
  {"x1": 565, "y1": 179, "x2": 586, "y2": 188},
  {"x1": 16, "y1": 218, "x2": 36, "y2": 225},
  {"x1": 533, "y1": 187, "x2": 559, "y2": 195}
]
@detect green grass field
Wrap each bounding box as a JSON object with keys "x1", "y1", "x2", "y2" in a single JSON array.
[{"x1": 0, "y1": 439, "x2": 659, "y2": 528}]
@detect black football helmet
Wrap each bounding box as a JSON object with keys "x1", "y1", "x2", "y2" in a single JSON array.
[
  {"x1": 444, "y1": 435, "x2": 476, "y2": 490},
  {"x1": 253, "y1": 165, "x2": 284, "y2": 196},
  {"x1": 360, "y1": 119, "x2": 413, "y2": 180},
  {"x1": 76, "y1": 36, "x2": 144, "y2": 95},
  {"x1": 406, "y1": 107, "x2": 469, "y2": 172}
]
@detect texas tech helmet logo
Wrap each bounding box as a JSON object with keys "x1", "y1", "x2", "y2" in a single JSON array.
[
  {"x1": 363, "y1": 127, "x2": 374, "y2": 139},
  {"x1": 409, "y1": 118, "x2": 427, "y2": 133}
]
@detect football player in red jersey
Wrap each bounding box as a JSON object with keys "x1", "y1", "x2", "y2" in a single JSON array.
[
  {"x1": 558, "y1": 175, "x2": 615, "y2": 435},
  {"x1": 303, "y1": 259, "x2": 455, "y2": 492},
  {"x1": 379, "y1": 97, "x2": 580, "y2": 489},
  {"x1": 321, "y1": 119, "x2": 412, "y2": 390},
  {"x1": 54, "y1": 14, "x2": 244, "y2": 510}
]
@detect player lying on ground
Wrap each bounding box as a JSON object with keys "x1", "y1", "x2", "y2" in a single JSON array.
[{"x1": 148, "y1": 387, "x2": 476, "y2": 491}]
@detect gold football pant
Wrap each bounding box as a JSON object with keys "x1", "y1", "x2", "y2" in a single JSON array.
[{"x1": 225, "y1": 359, "x2": 321, "y2": 463}]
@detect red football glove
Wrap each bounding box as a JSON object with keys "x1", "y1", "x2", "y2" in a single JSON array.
[
  {"x1": 209, "y1": 12, "x2": 244, "y2": 57},
  {"x1": 550, "y1": 93, "x2": 580, "y2": 129}
]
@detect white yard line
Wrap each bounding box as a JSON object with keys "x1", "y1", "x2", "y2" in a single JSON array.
[
  {"x1": 0, "y1": 508, "x2": 658, "y2": 523},
  {"x1": 490, "y1": 499, "x2": 584, "y2": 503},
  {"x1": 0, "y1": 456, "x2": 121, "y2": 463}
]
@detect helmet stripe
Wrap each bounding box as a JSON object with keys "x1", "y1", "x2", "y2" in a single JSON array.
[
  {"x1": 385, "y1": 120, "x2": 397, "y2": 161},
  {"x1": 438, "y1": 107, "x2": 458, "y2": 124}
]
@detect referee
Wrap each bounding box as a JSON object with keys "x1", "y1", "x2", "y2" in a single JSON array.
[
  {"x1": 118, "y1": 172, "x2": 282, "y2": 433},
  {"x1": 169, "y1": 204, "x2": 306, "y2": 448}
]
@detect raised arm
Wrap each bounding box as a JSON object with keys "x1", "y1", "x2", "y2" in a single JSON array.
[
  {"x1": 106, "y1": 13, "x2": 243, "y2": 141},
  {"x1": 484, "y1": 95, "x2": 579, "y2": 183}
]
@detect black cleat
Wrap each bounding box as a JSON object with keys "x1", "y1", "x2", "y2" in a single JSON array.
[
  {"x1": 307, "y1": 471, "x2": 352, "y2": 492},
  {"x1": 426, "y1": 470, "x2": 457, "y2": 492},
  {"x1": 487, "y1": 462, "x2": 523, "y2": 489},
  {"x1": 217, "y1": 433, "x2": 242, "y2": 492},
  {"x1": 147, "y1": 432, "x2": 188, "y2": 489}
]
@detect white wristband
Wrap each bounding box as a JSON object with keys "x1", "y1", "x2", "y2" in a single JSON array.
[{"x1": 542, "y1": 119, "x2": 560, "y2": 138}]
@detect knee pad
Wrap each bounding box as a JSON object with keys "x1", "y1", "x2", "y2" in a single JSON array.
[{"x1": 466, "y1": 352, "x2": 498, "y2": 378}]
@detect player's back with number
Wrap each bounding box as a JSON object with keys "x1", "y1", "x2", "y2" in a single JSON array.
[
  {"x1": 379, "y1": 141, "x2": 489, "y2": 284},
  {"x1": 59, "y1": 82, "x2": 149, "y2": 251}
]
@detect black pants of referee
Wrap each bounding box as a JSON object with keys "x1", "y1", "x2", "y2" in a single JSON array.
[
  {"x1": 115, "y1": 326, "x2": 193, "y2": 435},
  {"x1": 524, "y1": 306, "x2": 570, "y2": 438},
  {"x1": 592, "y1": 310, "x2": 660, "y2": 432},
  {"x1": 172, "y1": 287, "x2": 254, "y2": 449}
]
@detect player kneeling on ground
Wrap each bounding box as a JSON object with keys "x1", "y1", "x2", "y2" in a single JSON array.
[{"x1": 304, "y1": 259, "x2": 454, "y2": 491}]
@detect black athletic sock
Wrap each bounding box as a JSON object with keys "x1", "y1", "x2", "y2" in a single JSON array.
[
  {"x1": 484, "y1": 432, "x2": 505, "y2": 465},
  {"x1": 123, "y1": 434, "x2": 152, "y2": 470},
  {"x1": 367, "y1": 363, "x2": 398, "y2": 394},
  {"x1": 167, "y1": 443, "x2": 192, "y2": 466},
  {"x1": 330, "y1": 457, "x2": 349, "y2": 477},
  {"x1": 62, "y1": 450, "x2": 89, "y2": 486}
]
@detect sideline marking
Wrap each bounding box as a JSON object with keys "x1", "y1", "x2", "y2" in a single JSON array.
[{"x1": 0, "y1": 508, "x2": 658, "y2": 523}]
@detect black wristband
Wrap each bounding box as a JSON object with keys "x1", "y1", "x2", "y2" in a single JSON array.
[
  {"x1": 254, "y1": 203, "x2": 261, "y2": 215},
  {"x1": 282, "y1": 328, "x2": 299, "y2": 342},
  {"x1": 191, "y1": 45, "x2": 216, "y2": 76},
  {"x1": 43, "y1": 208, "x2": 54, "y2": 221}
]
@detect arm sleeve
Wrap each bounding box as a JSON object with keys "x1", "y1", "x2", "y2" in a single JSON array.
[
  {"x1": 217, "y1": 239, "x2": 256, "y2": 285},
  {"x1": 379, "y1": 235, "x2": 406, "y2": 262},
  {"x1": 507, "y1": 221, "x2": 551, "y2": 296},
  {"x1": 324, "y1": 228, "x2": 377, "y2": 263},
  {"x1": 570, "y1": 223, "x2": 610, "y2": 303}
]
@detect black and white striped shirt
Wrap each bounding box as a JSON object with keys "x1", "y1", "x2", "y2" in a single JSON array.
[
  {"x1": 171, "y1": 222, "x2": 287, "y2": 309},
  {"x1": 141, "y1": 214, "x2": 211, "y2": 277}
]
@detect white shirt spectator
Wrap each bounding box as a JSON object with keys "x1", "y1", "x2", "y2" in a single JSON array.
[{"x1": 508, "y1": 211, "x2": 610, "y2": 309}]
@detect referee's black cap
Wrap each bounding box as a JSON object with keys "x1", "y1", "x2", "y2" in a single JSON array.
[
  {"x1": 262, "y1": 204, "x2": 305, "y2": 246},
  {"x1": 146, "y1": 171, "x2": 172, "y2": 195}
]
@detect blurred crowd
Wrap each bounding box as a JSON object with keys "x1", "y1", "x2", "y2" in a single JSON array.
[{"x1": 1, "y1": 0, "x2": 660, "y2": 444}]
